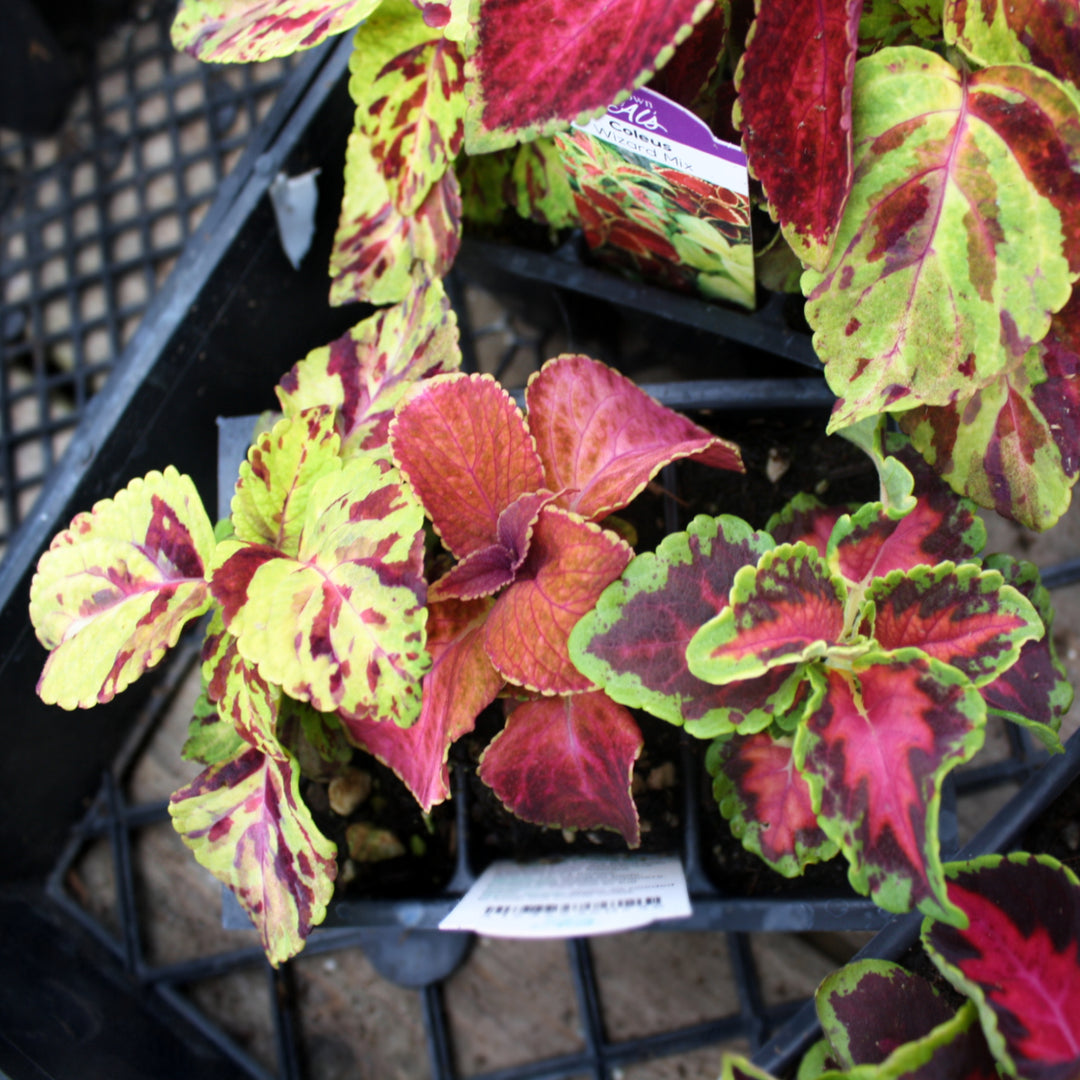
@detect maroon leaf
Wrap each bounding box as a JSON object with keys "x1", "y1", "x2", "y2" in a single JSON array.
[
  {"x1": 766, "y1": 493, "x2": 847, "y2": 556},
  {"x1": 648, "y1": 0, "x2": 730, "y2": 116}
]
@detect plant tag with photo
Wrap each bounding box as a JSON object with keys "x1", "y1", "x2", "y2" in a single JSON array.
[
  {"x1": 439, "y1": 854, "x2": 692, "y2": 938},
  {"x1": 555, "y1": 88, "x2": 754, "y2": 309}
]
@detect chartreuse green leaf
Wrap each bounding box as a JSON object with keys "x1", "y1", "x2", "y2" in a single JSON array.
[
  {"x1": 508, "y1": 138, "x2": 577, "y2": 230},
  {"x1": 30, "y1": 467, "x2": 216, "y2": 709},
  {"x1": 457, "y1": 148, "x2": 514, "y2": 226},
  {"x1": 717, "y1": 1056, "x2": 779, "y2": 1080},
  {"x1": 805, "y1": 48, "x2": 1080, "y2": 432},
  {"x1": 212, "y1": 450, "x2": 429, "y2": 723},
  {"x1": 171, "y1": 0, "x2": 378, "y2": 61},
  {"x1": 838, "y1": 417, "x2": 916, "y2": 517},
  {"x1": 859, "y1": 0, "x2": 942, "y2": 51},
  {"x1": 411, "y1": 0, "x2": 470, "y2": 40},
  {"x1": 183, "y1": 609, "x2": 248, "y2": 765}
]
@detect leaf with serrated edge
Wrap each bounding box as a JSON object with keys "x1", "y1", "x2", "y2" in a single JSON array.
[
  {"x1": 212, "y1": 452, "x2": 429, "y2": 723},
  {"x1": 794, "y1": 652, "x2": 985, "y2": 923},
  {"x1": 171, "y1": 0, "x2": 377, "y2": 61},
  {"x1": 350, "y1": 0, "x2": 467, "y2": 215},
  {"x1": 569, "y1": 514, "x2": 786, "y2": 734},
  {"x1": 707, "y1": 731, "x2": 837, "y2": 876},
  {"x1": 923, "y1": 853, "x2": 1080, "y2": 1080},
  {"x1": 478, "y1": 691, "x2": 642, "y2": 845},
  {"x1": 390, "y1": 372, "x2": 546, "y2": 558},
  {"x1": 343, "y1": 597, "x2": 502, "y2": 810},
  {"x1": 277, "y1": 279, "x2": 460, "y2": 457},
  {"x1": 526, "y1": 355, "x2": 742, "y2": 523},
  {"x1": 766, "y1": 493, "x2": 847, "y2": 556},
  {"x1": 183, "y1": 683, "x2": 247, "y2": 765},
  {"x1": 31, "y1": 467, "x2": 215, "y2": 709},
  {"x1": 805, "y1": 49, "x2": 1080, "y2": 431},
  {"x1": 169, "y1": 743, "x2": 337, "y2": 966},
  {"x1": 734, "y1": 0, "x2": 860, "y2": 271},
  {"x1": 464, "y1": 0, "x2": 713, "y2": 153},
  {"x1": 484, "y1": 506, "x2": 633, "y2": 694},
  {"x1": 867, "y1": 562, "x2": 1041, "y2": 686},
  {"x1": 687, "y1": 544, "x2": 849, "y2": 686}
]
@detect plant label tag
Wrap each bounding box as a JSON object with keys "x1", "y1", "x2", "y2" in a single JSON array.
[
  {"x1": 438, "y1": 854, "x2": 692, "y2": 938},
  {"x1": 555, "y1": 87, "x2": 755, "y2": 309}
]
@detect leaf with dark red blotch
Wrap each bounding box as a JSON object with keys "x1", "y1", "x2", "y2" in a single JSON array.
[
  {"x1": 507, "y1": 139, "x2": 578, "y2": 230},
  {"x1": 924, "y1": 853, "x2": 1080, "y2": 1080},
  {"x1": 867, "y1": 561, "x2": 1042, "y2": 686},
  {"x1": 687, "y1": 543, "x2": 849, "y2": 686},
  {"x1": 390, "y1": 373, "x2": 546, "y2": 559},
  {"x1": 169, "y1": 742, "x2": 337, "y2": 966},
  {"x1": 945, "y1": 0, "x2": 1080, "y2": 87},
  {"x1": 484, "y1": 507, "x2": 633, "y2": 695},
  {"x1": 648, "y1": 0, "x2": 730, "y2": 115},
  {"x1": 463, "y1": 0, "x2": 712, "y2": 153},
  {"x1": 734, "y1": 0, "x2": 860, "y2": 271},
  {"x1": 707, "y1": 730, "x2": 837, "y2": 876},
  {"x1": 526, "y1": 355, "x2": 743, "y2": 523},
  {"x1": 409, "y1": 0, "x2": 469, "y2": 39},
  {"x1": 170, "y1": 0, "x2": 376, "y2": 61},
  {"x1": 478, "y1": 691, "x2": 643, "y2": 845},
  {"x1": 276, "y1": 279, "x2": 460, "y2": 458},
  {"x1": 794, "y1": 653, "x2": 985, "y2": 922},
  {"x1": 979, "y1": 555, "x2": 1071, "y2": 752},
  {"x1": 766, "y1": 493, "x2": 848, "y2": 556},
  {"x1": 344, "y1": 598, "x2": 502, "y2": 810},
  {"x1": 570, "y1": 514, "x2": 792, "y2": 736}
]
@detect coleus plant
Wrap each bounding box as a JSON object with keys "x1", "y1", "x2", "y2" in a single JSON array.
[
  {"x1": 570, "y1": 425, "x2": 1072, "y2": 925},
  {"x1": 720, "y1": 851, "x2": 1080, "y2": 1080}
]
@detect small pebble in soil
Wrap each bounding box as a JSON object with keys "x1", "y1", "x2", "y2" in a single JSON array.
[
  {"x1": 647, "y1": 762, "x2": 677, "y2": 791},
  {"x1": 328, "y1": 767, "x2": 372, "y2": 816},
  {"x1": 346, "y1": 822, "x2": 406, "y2": 863},
  {"x1": 1064, "y1": 821, "x2": 1080, "y2": 852},
  {"x1": 765, "y1": 446, "x2": 790, "y2": 483}
]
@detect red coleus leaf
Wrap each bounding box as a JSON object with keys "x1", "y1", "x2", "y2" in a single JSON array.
[
  {"x1": 647, "y1": 0, "x2": 730, "y2": 115},
  {"x1": 735, "y1": 0, "x2": 860, "y2": 271},
  {"x1": 344, "y1": 597, "x2": 502, "y2": 810},
  {"x1": 463, "y1": 0, "x2": 713, "y2": 153},
  {"x1": 766, "y1": 493, "x2": 848, "y2": 557},
  {"x1": 924, "y1": 853, "x2": 1080, "y2": 1080},
  {"x1": 707, "y1": 730, "x2": 837, "y2": 876},
  {"x1": 478, "y1": 691, "x2": 643, "y2": 845},
  {"x1": 390, "y1": 373, "x2": 546, "y2": 559},
  {"x1": 484, "y1": 507, "x2": 633, "y2": 695},
  {"x1": 795, "y1": 653, "x2": 986, "y2": 922},
  {"x1": 526, "y1": 354, "x2": 743, "y2": 522}
]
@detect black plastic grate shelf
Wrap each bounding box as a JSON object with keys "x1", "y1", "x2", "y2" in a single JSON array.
[{"x1": 0, "y1": 1, "x2": 298, "y2": 551}]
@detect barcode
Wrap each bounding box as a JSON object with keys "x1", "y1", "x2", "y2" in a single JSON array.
[{"x1": 482, "y1": 897, "x2": 662, "y2": 916}]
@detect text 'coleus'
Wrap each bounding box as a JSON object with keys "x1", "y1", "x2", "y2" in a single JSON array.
[{"x1": 571, "y1": 430, "x2": 1071, "y2": 925}]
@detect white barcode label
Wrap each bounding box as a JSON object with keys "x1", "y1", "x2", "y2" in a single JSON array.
[{"x1": 439, "y1": 855, "x2": 691, "y2": 938}]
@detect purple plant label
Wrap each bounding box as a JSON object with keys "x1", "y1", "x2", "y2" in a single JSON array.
[{"x1": 576, "y1": 88, "x2": 749, "y2": 194}]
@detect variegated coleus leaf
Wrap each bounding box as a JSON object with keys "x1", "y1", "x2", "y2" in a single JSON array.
[
  {"x1": 457, "y1": 148, "x2": 514, "y2": 225},
  {"x1": 276, "y1": 697, "x2": 355, "y2": 781},
  {"x1": 183, "y1": 611, "x2": 247, "y2": 765},
  {"x1": 463, "y1": 0, "x2": 713, "y2": 154},
  {"x1": 859, "y1": 0, "x2": 942, "y2": 52},
  {"x1": 766, "y1": 493, "x2": 849, "y2": 556},
  {"x1": 343, "y1": 597, "x2": 502, "y2": 809},
  {"x1": 276, "y1": 278, "x2": 460, "y2": 457},
  {"x1": 794, "y1": 652, "x2": 986, "y2": 924},
  {"x1": 212, "y1": 451, "x2": 429, "y2": 723},
  {"x1": 734, "y1": 0, "x2": 861, "y2": 271},
  {"x1": 170, "y1": 0, "x2": 377, "y2": 61},
  {"x1": 923, "y1": 853, "x2": 1080, "y2": 1080},
  {"x1": 169, "y1": 740, "x2": 337, "y2": 966},
  {"x1": 349, "y1": 0, "x2": 467, "y2": 215},
  {"x1": 526, "y1": 354, "x2": 743, "y2": 522},
  {"x1": 30, "y1": 467, "x2": 216, "y2": 710},
  {"x1": 569, "y1": 514, "x2": 803, "y2": 737},
  {"x1": 478, "y1": 691, "x2": 644, "y2": 845},
  {"x1": 944, "y1": 0, "x2": 1080, "y2": 88},
  {"x1": 329, "y1": 130, "x2": 461, "y2": 306},
  {"x1": 866, "y1": 561, "x2": 1042, "y2": 686},
  {"x1": 410, "y1": 0, "x2": 470, "y2": 39},
  {"x1": 706, "y1": 729, "x2": 838, "y2": 876},
  {"x1": 507, "y1": 138, "x2": 578, "y2": 231},
  {"x1": 898, "y1": 286, "x2": 1080, "y2": 531},
  {"x1": 980, "y1": 554, "x2": 1071, "y2": 750},
  {"x1": 805, "y1": 48, "x2": 1080, "y2": 432}
]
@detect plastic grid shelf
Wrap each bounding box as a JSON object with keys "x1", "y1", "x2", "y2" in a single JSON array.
[{"x1": 0, "y1": 1, "x2": 297, "y2": 551}]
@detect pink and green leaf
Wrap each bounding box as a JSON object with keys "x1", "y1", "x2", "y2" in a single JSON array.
[
  {"x1": 169, "y1": 743, "x2": 337, "y2": 966},
  {"x1": 507, "y1": 138, "x2": 578, "y2": 230},
  {"x1": 484, "y1": 507, "x2": 633, "y2": 695},
  {"x1": 924, "y1": 853, "x2": 1080, "y2": 1080},
  {"x1": 463, "y1": 0, "x2": 713, "y2": 154},
  {"x1": 525, "y1": 354, "x2": 743, "y2": 523},
  {"x1": 805, "y1": 49, "x2": 1080, "y2": 431},
  {"x1": 687, "y1": 543, "x2": 849, "y2": 685},
  {"x1": 170, "y1": 0, "x2": 377, "y2": 61},
  {"x1": 734, "y1": 0, "x2": 861, "y2": 271},
  {"x1": 410, "y1": 0, "x2": 470, "y2": 39},
  {"x1": 478, "y1": 691, "x2": 643, "y2": 846},
  {"x1": 867, "y1": 561, "x2": 1042, "y2": 686},
  {"x1": 30, "y1": 467, "x2": 216, "y2": 709},
  {"x1": 706, "y1": 731, "x2": 838, "y2": 876},
  {"x1": 276, "y1": 278, "x2": 461, "y2": 457},
  {"x1": 766, "y1": 493, "x2": 848, "y2": 557},
  {"x1": 794, "y1": 653, "x2": 985, "y2": 923}
]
